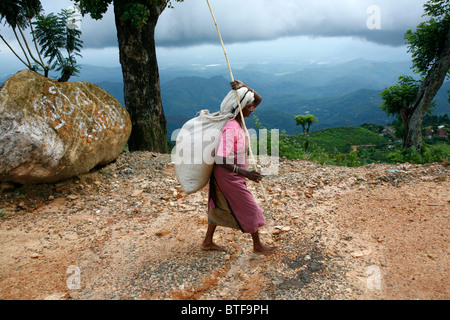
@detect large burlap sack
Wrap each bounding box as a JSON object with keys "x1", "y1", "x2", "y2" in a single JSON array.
[
  {"x1": 172, "y1": 88, "x2": 254, "y2": 194},
  {"x1": 172, "y1": 110, "x2": 227, "y2": 194}
]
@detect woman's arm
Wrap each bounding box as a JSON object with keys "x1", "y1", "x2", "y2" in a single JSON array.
[{"x1": 215, "y1": 157, "x2": 263, "y2": 183}]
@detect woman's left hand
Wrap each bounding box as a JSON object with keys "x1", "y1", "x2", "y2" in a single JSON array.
[
  {"x1": 231, "y1": 80, "x2": 246, "y2": 90},
  {"x1": 245, "y1": 170, "x2": 263, "y2": 183}
]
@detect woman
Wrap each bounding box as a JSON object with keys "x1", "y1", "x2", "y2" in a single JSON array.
[{"x1": 202, "y1": 80, "x2": 277, "y2": 256}]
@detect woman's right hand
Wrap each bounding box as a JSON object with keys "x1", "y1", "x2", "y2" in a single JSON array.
[{"x1": 245, "y1": 170, "x2": 263, "y2": 183}]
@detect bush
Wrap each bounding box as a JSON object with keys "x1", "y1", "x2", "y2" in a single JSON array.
[
  {"x1": 387, "y1": 144, "x2": 446, "y2": 164},
  {"x1": 277, "y1": 130, "x2": 448, "y2": 167}
]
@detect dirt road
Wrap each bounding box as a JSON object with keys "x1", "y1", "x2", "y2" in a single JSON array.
[{"x1": 0, "y1": 152, "x2": 448, "y2": 300}]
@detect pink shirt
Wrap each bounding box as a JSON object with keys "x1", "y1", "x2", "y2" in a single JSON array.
[{"x1": 216, "y1": 120, "x2": 248, "y2": 167}]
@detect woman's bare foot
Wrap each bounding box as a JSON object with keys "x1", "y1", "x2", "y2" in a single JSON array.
[
  {"x1": 253, "y1": 244, "x2": 278, "y2": 256},
  {"x1": 251, "y1": 231, "x2": 278, "y2": 255},
  {"x1": 201, "y1": 242, "x2": 227, "y2": 252},
  {"x1": 202, "y1": 225, "x2": 226, "y2": 252}
]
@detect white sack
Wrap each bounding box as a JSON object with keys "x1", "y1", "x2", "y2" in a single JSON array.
[{"x1": 172, "y1": 88, "x2": 254, "y2": 194}]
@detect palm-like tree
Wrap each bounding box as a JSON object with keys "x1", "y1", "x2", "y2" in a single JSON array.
[
  {"x1": 0, "y1": 1, "x2": 83, "y2": 82},
  {"x1": 294, "y1": 114, "x2": 318, "y2": 152},
  {"x1": 34, "y1": 9, "x2": 83, "y2": 82},
  {"x1": 0, "y1": 0, "x2": 47, "y2": 74}
]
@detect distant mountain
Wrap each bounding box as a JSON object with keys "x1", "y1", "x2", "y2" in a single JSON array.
[
  {"x1": 160, "y1": 76, "x2": 393, "y2": 135},
  {"x1": 96, "y1": 81, "x2": 125, "y2": 106},
  {"x1": 0, "y1": 74, "x2": 13, "y2": 86},
  {"x1": 262, "y1": 59, "x2": 415, "y2": 98},
  {"x1": 2, "y1": 60, "x2": 448, "y2": 139},
  {"x1": 161, "y1": 75, "x2": 230, "y2": 117},
  {"x1": 434, "y1": 81, "x2": 450, "y2": 113},
  {"x1": 158, "y1": 59, "x2": 449, "y2": 136},
  {"x1": 254, "y1": 89, "x2": 390, "y2": 135},
  {"x1": 71, "y1": 65, "x2": 123, "y2": 84}
]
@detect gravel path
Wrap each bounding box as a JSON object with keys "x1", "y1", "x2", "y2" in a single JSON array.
[{"x1": 0, "y1": 152, "x2": 448, "y2": 300}]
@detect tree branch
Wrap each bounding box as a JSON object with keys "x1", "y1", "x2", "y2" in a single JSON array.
[
  {"x1": 29, "y1": 18, "x2": 46, "y2": 68},
  {"x1": 17, "y1": 24, "x2": 45, "y2": 68},
  {"x1": 12, "y1": 27, "x2": 32, "y2": 67},
  {"x1": 415, "y1": 27, "x2": 450, "y2": 115},
  {"x1": 0, "y1": 34, "x2": 30, "y2": 68}
]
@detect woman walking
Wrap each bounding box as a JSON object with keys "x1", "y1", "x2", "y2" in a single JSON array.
[{"x1": 202, "y1": 81, "x2": 277, "y2": 256}]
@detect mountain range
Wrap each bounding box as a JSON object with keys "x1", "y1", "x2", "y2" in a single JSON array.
[
  {"x1": 159, "y1": 58, "x2": 449, "y2": 136},
  {"x1": 1, "y1": 58, "x2": 449, "y2": 137}
]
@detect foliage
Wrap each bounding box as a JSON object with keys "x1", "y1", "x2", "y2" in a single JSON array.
[
  {"x1": 380, "y1": 76, "x2": 422, "y2": 117},
  {"x1": 275, "y1": 125, "x2": 449, "y2": 167},
  {"x1": 423, "y1": 113, "x2": 450, "y2": 126},
  {"x1": 0, "y1": 0, "x2": 42, "y2": 28},
  {"x1": 424, "y1": 0, "x2": 450, "y2": 18},
  {"x1": 405, "y1": 0, "x2": 450, "y2": 77},
  {"x1": 293, "y1": 114, "x2": 318, "y2": 152},
  {"x1": 74, "y1": 0, "x2": 184, "y2": 28},
  {"x1": 0, "y1": 1, "x2": 83, "y2": 81},
  {"x1": 279, "y1": 139, "x2": 364, "y2": 167},
  {"x1": 278, "y1": 126, "x2": 385, "y2": 166},
  {"x1": 0, "y1": 0, "x2": 44, "y2": 71},
  {"x1": 360, "y1": 123, "x2": 385, "y2": 134},
  {"x1": 380, "y1": 76, "x2": 436, "y2": 143},
  {"x1": 380, "y1": 76, "x2": 436, "y2": 137},
  {"x1": 379, "y1": 0, "x2": 449, "y2": 151},
  {"x1": 405, "y1": 20, "x2": 450, "y2": 77},
  {"x1": 33, "y1": 9, "x2": 83, "y2": 81},
  {"x1": 387, "y1": 117, "x2": 406, "y2": 140},
  {"x1": 291, "y1": 126, "x2": 389, "y2": 154},
  {"x1": 293, "y1": 114, "x2": 318, "y2": 134},
  {"x1": 387, "y1": 143, "x2": 447, "y2": 164}
]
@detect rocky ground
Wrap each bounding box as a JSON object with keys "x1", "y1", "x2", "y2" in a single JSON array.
[{"x1": 0, "y1": 151, "x2": 448, "y2": 300}]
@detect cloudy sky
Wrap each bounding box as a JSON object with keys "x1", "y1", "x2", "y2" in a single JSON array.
[{"x1": 0, "y1": 0, "x2": 429, "y2": 73}]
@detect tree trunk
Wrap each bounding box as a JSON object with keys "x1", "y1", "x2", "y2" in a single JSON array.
[
  {"x1": 58, "y1": 67, "x2": 73, "y2": 82},
  {"x1": 114, "y1": 6, "x2": 168, "y2": 153},
  {"x1": 402, "y1": 106, "x2": 424, "y2": 150},
  {"x1": 403, "y1": 27, "x2": 450, "y2": 150}
]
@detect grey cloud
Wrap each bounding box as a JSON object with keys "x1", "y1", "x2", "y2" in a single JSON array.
[
  {"x1": 155, "y1": 0, "x2": 427, "y2": 48},
  {"x1": 0, "y1": 0, "x2": 428, "y2": 50},
  {"x1": 79, "y1": 9, "x2": 118, "y2": 49}
]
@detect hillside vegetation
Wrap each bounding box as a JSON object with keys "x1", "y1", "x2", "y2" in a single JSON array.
[
  {"x1": 277, "y1": 124, "x2": 449, "y2": 167},
  {"x1": 281, "y1": 126, "x2": 388, "y2": 154}
]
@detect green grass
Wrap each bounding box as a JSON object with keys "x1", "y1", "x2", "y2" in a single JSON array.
[
  {"x1": 285, "y1": 126, "x2": 390, "y2": 154},
  {"x1": 278, "y1": 126, "x2": 449, "y2": 167},
  {"x1": 435, "y1": 141, "x2": 450, "y2": 155}
]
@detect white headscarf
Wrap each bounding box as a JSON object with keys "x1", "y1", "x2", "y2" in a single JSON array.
[
  {"x1": 199, "y1": 87, "x2": 255, "y2": 122},
  {"x1": 220, "y1": 87, "x2": 255, "y2": 118}
]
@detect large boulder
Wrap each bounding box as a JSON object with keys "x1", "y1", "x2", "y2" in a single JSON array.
[{"x1": 0, "y1": 70, "x2": 132, "y2": 184}]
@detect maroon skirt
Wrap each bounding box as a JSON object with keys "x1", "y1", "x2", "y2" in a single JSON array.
[{"x1": 208, "y1": 165, "x2": 265, "y2": 234}]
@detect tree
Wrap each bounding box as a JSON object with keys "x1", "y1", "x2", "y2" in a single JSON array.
[
  {"x1": 33, "y1": 9, "x2": 83, "y2": 82},
  {"x1": 294, "y1": 114, "x2": 318, "y2": 152},
  {"x1": 0, "y1": 0, "x2": 83, "y2": 82},
  {"x1": 381, "y1": 76, "x2": 437, "y2": 141},
  {"x1": 0, "y1": 0, "x2": 46, "y2": 73},
  {"x1": 380, "y1": 0, "x2": 450, "y2": 151},
  {"x1": 73, "y1": 0, "x2": 183, "y2": 153}
]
